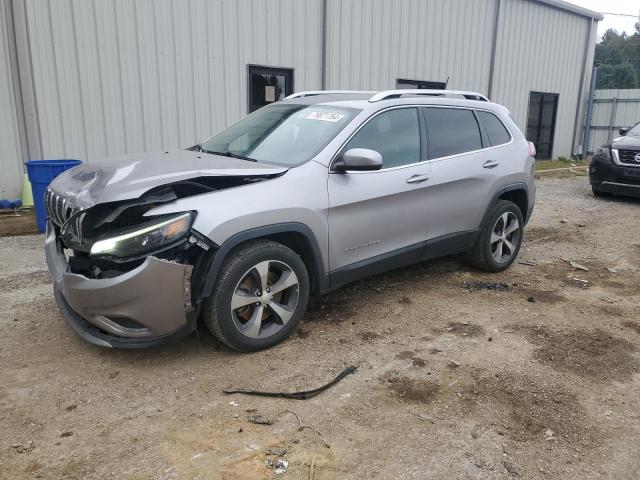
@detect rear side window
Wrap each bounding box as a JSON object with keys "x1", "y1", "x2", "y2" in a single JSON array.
[
  {"x1": 425, "y1": 108, "x2": 482, "y2": 159},
  {"x1": 477, "y1": 111, "x2": 511, "y2": 146},
  {"x1": 344, "y1": 108, "x2": 420, "y2": 168}
]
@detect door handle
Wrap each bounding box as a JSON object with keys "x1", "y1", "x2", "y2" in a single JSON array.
[
  {"x1": 483, "y1": 160, "x2": 500, "y2": 169},
  {"x1": 406, "y1": 174, "x2": 430, "y2": 184}
]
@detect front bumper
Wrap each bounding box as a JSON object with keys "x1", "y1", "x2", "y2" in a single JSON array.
[
  {"x1": 590, "y1": 155, "x2": 640, "y2": 198},
  {"x1": 45, "y1": 221, "x2": 195, "y2": 348}
]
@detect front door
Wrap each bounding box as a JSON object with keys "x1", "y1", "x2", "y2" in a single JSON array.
[{"x1": 328, "y1": 107, "x2": 432, "y2": 278}]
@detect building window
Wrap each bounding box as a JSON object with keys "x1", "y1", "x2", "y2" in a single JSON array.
[
  {"x1": 526, "y1": 92, "x2": 558, "y2": 159},
  {"x1": 396, "y1": 79, "x2": 446, "y2": 90},
  {"x1": 248, "y1": 65, "x2": 294, "y2": 113}
]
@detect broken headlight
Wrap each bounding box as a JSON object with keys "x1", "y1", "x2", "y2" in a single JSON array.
[{"x1": 90, "y1": 212, "x2": 193, "y2": 259}]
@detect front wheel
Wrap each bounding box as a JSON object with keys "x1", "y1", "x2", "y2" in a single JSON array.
[
  {"x1": 468, "y1": 200, "x2": 524, "y2": 272},
  {"x1": 202, "y1": 240, "x2": 310, "y2": 351}
]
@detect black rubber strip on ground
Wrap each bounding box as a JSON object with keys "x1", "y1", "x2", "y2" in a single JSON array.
[{"x1": 223, "y1": 366, "x2": 358, "y2": 400}]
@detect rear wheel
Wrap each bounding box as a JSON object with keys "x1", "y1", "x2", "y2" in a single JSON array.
[
  {"x1": 469, "y1": 200, "x2": 523, "y2": 272},
  {"x1": 202, "y1": 240, "x2": 310, "y2": 351}
]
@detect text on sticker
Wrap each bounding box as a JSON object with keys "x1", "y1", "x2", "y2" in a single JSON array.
[{"x1": 305, "y1": 112, "x2": 346, "y2": 122}]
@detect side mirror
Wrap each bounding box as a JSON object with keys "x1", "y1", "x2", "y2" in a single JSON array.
[
  {"x1": 334, "y1": 148, "x2": 383, "y2": 172},
  {"x1": 619, "y1": 127, "x2": 629, "y2": 136}
]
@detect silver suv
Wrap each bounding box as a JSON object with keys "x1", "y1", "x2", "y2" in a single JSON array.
[{"x1": 45, "y1": 89, "x2": 536, "y2": 351}]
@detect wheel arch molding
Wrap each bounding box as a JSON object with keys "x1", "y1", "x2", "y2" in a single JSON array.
[
  {"x1": 199, "y1": 223, "x2": 329, "y2": 299},
  {"x1": 482, "y1": 183, "x2": 530, "y2": 227}
]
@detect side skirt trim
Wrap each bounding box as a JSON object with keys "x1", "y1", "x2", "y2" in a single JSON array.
[{"x1": 329, "y1": 230, "x2": 479, "y2": 291}]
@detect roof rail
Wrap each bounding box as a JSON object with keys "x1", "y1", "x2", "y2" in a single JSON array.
[
  {"x1": 369, "y1": 89, "x2": 489, "y2": 102},
  {"x1": 285, "y1": 90, "x2": 376, "y2": 99}
]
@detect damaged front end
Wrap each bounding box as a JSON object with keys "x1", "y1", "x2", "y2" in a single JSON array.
[{"x1": 45, "y1": 173, "x2": 280, "y2": 348}]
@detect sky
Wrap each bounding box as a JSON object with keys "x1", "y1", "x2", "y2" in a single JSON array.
[{"x1": 568, "y1": 0, "x2": 639, "y2": 38}]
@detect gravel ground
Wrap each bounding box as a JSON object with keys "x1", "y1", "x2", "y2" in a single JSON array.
[{"x1": 1, "y1": 175, "x2": 640, "y2": 479}]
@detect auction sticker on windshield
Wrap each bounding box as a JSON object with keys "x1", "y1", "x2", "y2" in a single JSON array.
[{"x1": 305, "y1": 111, "x2": 346, "y2": 122}]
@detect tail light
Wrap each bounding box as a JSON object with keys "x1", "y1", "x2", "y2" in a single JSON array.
[{"x1": 528, "y1": 142, "x2": 536, "y2": 158}]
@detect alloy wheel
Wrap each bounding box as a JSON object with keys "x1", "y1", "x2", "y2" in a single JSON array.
[
  {"x1": 230, "y1": 260, "x2": 300, "y2": 339},
  {"x1": 490, "y1": 212, "x2": 520, "y2": 264}
]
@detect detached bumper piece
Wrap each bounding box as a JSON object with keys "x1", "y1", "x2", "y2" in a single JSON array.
[{"x1": 46, "y1": 221, "x2": 195, "y2": 348}]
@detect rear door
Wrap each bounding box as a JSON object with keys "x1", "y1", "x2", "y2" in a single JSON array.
[
  {"x1": 327, "y1": 107, "x2": 432, "y2": 273},
  {"x1": 422, "y1": 107, "x2": 507, "y2": 241}
]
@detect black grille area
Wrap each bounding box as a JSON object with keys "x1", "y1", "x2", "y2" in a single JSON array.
[
  {"x1": 618, "y1": 149, "x2": 640, "y2": 165},
  {"x1": 45, "y1": 189, "x2": 84, "y2": 240}
]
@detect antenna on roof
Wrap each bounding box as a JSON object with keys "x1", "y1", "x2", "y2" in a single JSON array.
[{"x1": 444, "y1": 75, "x2": 450, "y2": 89}]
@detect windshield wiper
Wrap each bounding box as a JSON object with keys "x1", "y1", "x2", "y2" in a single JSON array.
[{"x1": 200, "y1": 148, "x2": 257, "y2": 162}]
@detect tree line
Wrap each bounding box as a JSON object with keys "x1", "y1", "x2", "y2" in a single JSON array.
[{"x1": 594, "y1": 14, "x2": 640, "y2": 89}]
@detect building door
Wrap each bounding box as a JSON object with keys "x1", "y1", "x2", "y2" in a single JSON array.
[
  {"x1": 526, "y1": 92, "x2": 558, "y2": 159},
  {"x1": 248, "y1": 65, "x2": 294, "y2": 113}
]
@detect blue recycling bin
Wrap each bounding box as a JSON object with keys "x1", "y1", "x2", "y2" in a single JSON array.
[{"x1": 25, "y1": 159, "x2": 83, "y2": 233}]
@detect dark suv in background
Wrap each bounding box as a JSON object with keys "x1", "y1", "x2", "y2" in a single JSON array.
[{"x1": 590, "y1": 122, "x2": 640, "y2": 198}]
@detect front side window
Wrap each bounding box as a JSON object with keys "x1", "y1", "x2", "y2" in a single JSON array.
[
  {"x1": 425, "y1": 108, "x2": 482, "y2": 159},
  {"x1": 200, "y1": 104, "x2": 359, "y2": 166},
  {"x1": 343, "y1": 108, "x2": 420, "y2": 168},
  {"x1": 477, "y1": 111, "x2": 511, "y2": 146}
]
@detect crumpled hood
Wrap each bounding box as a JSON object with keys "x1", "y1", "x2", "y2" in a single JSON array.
[{"x1": 49, "y1": 150, "x2": 288, "y2": 208}]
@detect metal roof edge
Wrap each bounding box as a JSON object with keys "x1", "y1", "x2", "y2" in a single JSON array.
[{"x1": 534, "y1": 0, "x2": 603, "y2": 21}]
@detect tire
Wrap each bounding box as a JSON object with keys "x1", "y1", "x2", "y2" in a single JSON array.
[
  {"x1": 592, "y1": 186, "x2": 612, "y2": 198},
  {"x1": 202, "y1": 239, "x2": 310, "y2": 352},
  {"x1": 468, "y1": 200, "x2": 524, "y2": 273}
]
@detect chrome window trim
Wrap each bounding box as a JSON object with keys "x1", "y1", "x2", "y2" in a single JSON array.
[{"x1": 329, "y1": 105, "x2": 514, "y2": 174}]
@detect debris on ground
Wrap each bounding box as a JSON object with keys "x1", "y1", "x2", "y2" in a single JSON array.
[
  {"x1": 248, "y1": 415, "x2": 274, "y2": 425},
  {"x1": 266, "y1": 447, "x2": 287, "y2": 456},
  {"x1": 274, "y1": 459, "x2": 288, "y2": 475},
  {"x1": 223, "y1": 366, "x2": 357, "y2": 400},
  {"x1": 462, "y1": 281, "x2": 509, "y2": 291},
  {"x1": 527, "y1": 296, "x2": 536, "y2": 303},
  {"x1": 11, "y1": 441, "x2": 34, "y2": 453},
  {"x1": 309, "y1": 453, "x2": 318, "y2": 479},
  {"x1": 568, "y1": 260, "x2": 589, "y2": 271},
  {"x1": 286, "y1": 409, "x2": 331, "y2": 448},
  {"x1": 228, "y1": 400, "x2": 239, "y2": 407},
  {"x1": 518, "y1": 259, "x2": 537, "y2": 266},
  {"x1": 503, "y1": 460, "x2": 519, "y2": 476},
  {"x1": 448, "y1": 359, "x2": 462, "y2": 368}
]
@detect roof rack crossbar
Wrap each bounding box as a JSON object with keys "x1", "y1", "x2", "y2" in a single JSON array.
[
  {"x1": 369, "y1": 89, "x2": 489, "y2": 102},
  {"x1": 285, "y1": 90, "x2": 376, "y2": 99}
]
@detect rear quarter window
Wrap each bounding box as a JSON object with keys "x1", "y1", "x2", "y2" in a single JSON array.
[{"x1": 477, "y1": 110, "x2": 511, "y2": 146}]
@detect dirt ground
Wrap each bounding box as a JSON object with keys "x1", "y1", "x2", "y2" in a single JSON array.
[
  {"x1": 0, "y1": 210, "x2": 38, "y2": 237},
  {"x1": 1, "y1": 175, "x2": 640, "y2": 480}
]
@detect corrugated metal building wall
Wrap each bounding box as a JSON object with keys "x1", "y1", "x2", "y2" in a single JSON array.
[
  {"x1": 0, "y1": 0, "x2": 600, "y2": 201},
  {"x1": 587, "y1": 89, "x2": 640, "y2": 152},
  {"x1": 0, "y1": 0, "x2": 25, "y2": 200},
  {"x1": 325, "y1": 0, "x2": 598, "y2": 161}
]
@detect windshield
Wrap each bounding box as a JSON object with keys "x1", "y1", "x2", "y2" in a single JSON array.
[
  {"x1": 200, "y1": 104, "x2": 359, "y2": 166},
  {"x1": 626, "y1": 123, "x2": 640, "y2": 138}
]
